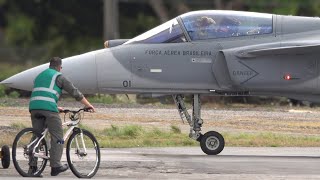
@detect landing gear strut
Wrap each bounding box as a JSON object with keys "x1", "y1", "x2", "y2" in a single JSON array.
[{"x1": 173, "y1": 94, "x2": 225, "y2": 155}]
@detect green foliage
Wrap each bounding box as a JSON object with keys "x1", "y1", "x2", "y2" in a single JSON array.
[
  {"x1": 170, "y1": 125, "x2": 181, "y2": 134},
  {"x1": 0, "y1": 85, "x2": 5, "y2": 97},
  {"x1": 224, "y1": 132, "x2": 320, "y2": 147},
  {"x1": 120, "y1": 12, "x2": 160, "y2": 38},
  {"x1": 107, "y1": 125, "x2": 120, "y2": 136},
  {"x1": 150, "y1": 127, "x2": 165, "y2": 136},
  {"x1": 103, "y1": 125, "x2": 143, "y2": 138},
  {"x1": 99, "y1": 124, "x2": 196, "y2": 148},
  {"x1": 245, "y1": 0, "x2": 320, "y2": 16},
  {"x1": 122, "y1": 125, "x2": 143, "y2": 137},
  {"x1": 5, "y1": 13, "x2": 35, "y2": 47},
  {"x1": 0, "y1": 0, "x2": 320, "y2": 66},
  {"x1": 4, "y1": 123, "x2": 320, "y2": 148},
  {"x1": 87, "y1": 94, "x2": 133, "y2": 104},
  {"x1": 8, "y1": 91, "x2": 19, "y2": 98},
  {"x1": 42, "y1": 36, "x2": 101, "y2": 63},
  {"x1": 78, "y1": 124, "x2": 94, "y2": 133},
  {"x1": 10, "y1": 122, "x2": 27, "y2": 130},
  {"x1": 0, "y1": 63, "x2": 29, "y2": 81},
  {"x1": 1, "y1": 0, "x2": 103, "y2": 63},
  {"x1": 87, "y1": 94, "x2": 117, "y2": 104}
]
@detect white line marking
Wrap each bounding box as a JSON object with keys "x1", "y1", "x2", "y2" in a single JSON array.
[{"x1": 150, "y1": 69, "x2": 162, "y2": 73}]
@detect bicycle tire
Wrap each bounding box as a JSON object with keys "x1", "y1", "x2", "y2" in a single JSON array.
[
  {"x1": 66, "y1": 129, "x2": 100, "y2": 178},
  {"x1": 1, "y1": 145, "x2": 10, "y2": 169},
  {"x1": 12, "y1": 128, "x2": 48, "y2": 177}
]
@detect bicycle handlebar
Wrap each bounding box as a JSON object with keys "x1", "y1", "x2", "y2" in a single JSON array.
[
  {"x1": 60, "y1": 107, "x2": 93, "y2": 114},
  {"x1": 60, "y1": 107, "x2": 93, "y2": 123}
]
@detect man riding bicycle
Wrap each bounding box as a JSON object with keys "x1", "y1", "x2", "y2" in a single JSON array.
[{"x1": 29, "y1": 57, "x2": 95, "y2": 176}]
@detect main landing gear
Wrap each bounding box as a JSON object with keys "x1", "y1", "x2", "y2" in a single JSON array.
[{"x1": 173, "y1": 94, "x2": 225, "y2": 155}]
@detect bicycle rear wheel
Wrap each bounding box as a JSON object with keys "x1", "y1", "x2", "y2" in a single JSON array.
[
  {"x1": 12, "y1": 128, "x2": 48, "y2": 177},
  {"x1": 66, "y1": 129, "x2": 100, "y2": 178}
]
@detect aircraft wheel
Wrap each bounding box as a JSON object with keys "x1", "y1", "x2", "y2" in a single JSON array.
[
  {"x1": 200, "y1": 131, "x2": 224, "y2": 155},
  {"x1": 1, "y1": 145, "x2": 10, "y2": 169}
]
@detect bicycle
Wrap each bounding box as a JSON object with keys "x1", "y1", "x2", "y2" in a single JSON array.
[{"x1": 12, "y1": 108, "x2": 101, "y2": 178}]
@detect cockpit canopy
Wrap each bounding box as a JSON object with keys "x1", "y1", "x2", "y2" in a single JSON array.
[
  {"x1": 182, "y1": 10, "x2": 273, "y2": 41},
  {"x1": 124, "y1": 10, "x2": 273, "y2": 44},
  {"x1": 124, "y1": 18, "x2": 186, "y2": 44}
]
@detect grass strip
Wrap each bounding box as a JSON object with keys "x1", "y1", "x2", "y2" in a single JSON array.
[{"x1": 2, "y1": 124, "x2": 320, "y2": 148}]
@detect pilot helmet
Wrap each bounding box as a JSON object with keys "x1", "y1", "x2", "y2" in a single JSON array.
[{"x1": 196, "y1": 16, "x2": 216, "y2": 28}]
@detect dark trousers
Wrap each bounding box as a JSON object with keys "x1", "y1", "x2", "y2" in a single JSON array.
[{"x1": 30, "y1": 110, "x2": 63, "y2": 168}]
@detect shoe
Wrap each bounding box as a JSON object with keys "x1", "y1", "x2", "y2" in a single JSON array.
[
  {"x1": 28, "y1": 166, "x2": 43, "y2": 177},
  {"x1": 51, "y1": 164, "x2": 69, "y2": 176}
]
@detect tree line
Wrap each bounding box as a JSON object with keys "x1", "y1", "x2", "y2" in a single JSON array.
[{"x1": 0, "y1": 0, "x2": 319, "y2": 64}]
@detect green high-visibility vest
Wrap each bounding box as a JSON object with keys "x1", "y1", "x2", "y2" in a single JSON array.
[{"x1": 29, "y1": 68, "x2": 62, "y2": 112}]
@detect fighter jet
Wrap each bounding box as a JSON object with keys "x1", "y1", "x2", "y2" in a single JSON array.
[{"x1": 2, "y1": 10, "x2": 320, "y2": 155}]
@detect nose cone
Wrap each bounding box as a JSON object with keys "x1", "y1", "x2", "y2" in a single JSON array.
[
  {"x1": 60, "y1": 50, "x2": 102, "y2": 94},
  {"x1": 0, "y1": 64, "x2": 48, "y2": 91},
  {"x1": 1, "y1": 49, "x2": 104, "y2": 94}
]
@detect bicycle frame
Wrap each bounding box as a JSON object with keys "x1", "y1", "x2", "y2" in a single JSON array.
[
  {"x1": 32, "y1": 117, "x2": 87, "y2": 160},
  {"x1": 13, "y1": 108, "x2": 99, "y2": 178}
]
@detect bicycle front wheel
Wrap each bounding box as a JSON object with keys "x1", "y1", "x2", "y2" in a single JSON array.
[
  {"x1": 66, "y1": 129, "x2": 100, "y2": 178},
  {"x1": 12, "y1": 128, "x2": 48, "y2": 177}
]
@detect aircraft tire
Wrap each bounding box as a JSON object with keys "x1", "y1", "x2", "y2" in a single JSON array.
[
  {"x1": 200, "y1": 131, "x2": 224, "y2": 155},
  {"x1": 1, "y1": 145, "x2": 10, "y2": 169}
]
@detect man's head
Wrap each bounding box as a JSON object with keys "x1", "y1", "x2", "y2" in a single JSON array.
[
  {"x1": 197, "y1": 16, "x2": 216, "y2": 28},
  {"x1": 49, "y1": 57, "x2": 62, "y2": 72}
]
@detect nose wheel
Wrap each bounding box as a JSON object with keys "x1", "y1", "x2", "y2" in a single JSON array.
[
  {"x1": 173, "y1": 94, "x2": 226, "y2": 155},
  {"x1": 1, "y1": 145, "x2": 10, "y2": 169},
  {"x1": 200, "y1": 131, "x2": 225, "y2": 155}
]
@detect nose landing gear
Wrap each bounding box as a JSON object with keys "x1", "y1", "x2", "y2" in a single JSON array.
[
  {"x1": 173, "y1": 94, "x2": 225, "y2": 155},
  {"x1": 200, "y1": 131, "x2": 225, "y2": 155}
]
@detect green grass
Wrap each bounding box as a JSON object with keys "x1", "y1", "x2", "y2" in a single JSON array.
[
  {"x1": 10, "y1": 122, "x2": 27, "y2": 129},
  {"x1": 224, "y1": 132, "x2": 320, "y2": 147},
  {"x1": 87, "y1": 94, "x2": 116, "y2": 104},
  {"x1": 97, "y1": 125, "x2": 197, "y2": 148},
  {"x1": 103, "y1": 124, "x2": 143, "y2": 137},
  {"x1": 2, "y1": 124, "x2": 320, "y2": 148},
  {"x1": 170, "y1": 125, "x2": 181, "y2": 134},
  {"x1": 86, "y1": 94, "x2": 135, "y2": 104},
  {"x1": 91, "y1": 125, "x2": 320, "y2": 148},
  {"x1": 0, "y1": 85, "x2": 5, "y2": 97}
]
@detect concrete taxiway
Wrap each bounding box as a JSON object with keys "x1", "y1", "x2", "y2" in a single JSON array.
[{"x1": 1, "y1": 147, "x2": 320, "y2": 179}]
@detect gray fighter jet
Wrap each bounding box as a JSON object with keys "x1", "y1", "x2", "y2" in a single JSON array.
[{"x1": 2, "y1": 10, "x2": 320, "y2": 155}]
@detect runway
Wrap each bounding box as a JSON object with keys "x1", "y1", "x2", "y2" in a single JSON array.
[{"x1": 1, "y1": 147, "x2": 320, "y2": 179}]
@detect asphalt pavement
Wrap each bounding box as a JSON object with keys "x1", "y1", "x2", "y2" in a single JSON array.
[{"x1": 1, "y1": 147, "x2": 320, "y2": 180}]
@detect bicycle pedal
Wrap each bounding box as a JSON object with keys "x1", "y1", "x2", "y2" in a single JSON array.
[{"x1": 34, "y1": 153, "x2": 49, "y2": 159}]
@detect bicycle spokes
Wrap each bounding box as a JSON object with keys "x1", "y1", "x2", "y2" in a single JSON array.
[
  {"x1": 12, "y1": 128, "x2": 48, "y2": 177},
  {"x1": 67, "y1": 130, "x2": 100, "y2": 178}
]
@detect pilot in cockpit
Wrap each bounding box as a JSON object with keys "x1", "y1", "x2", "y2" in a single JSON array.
[
  {"x1": 193, "y1": 16, "x2": 217, "y2": 40},
  {"x1": 216, "y1": 17, "x2": 241, "y2": 38}
]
